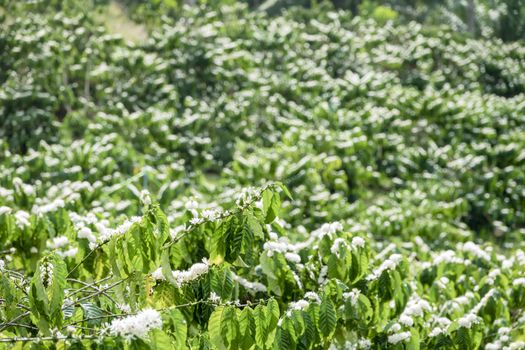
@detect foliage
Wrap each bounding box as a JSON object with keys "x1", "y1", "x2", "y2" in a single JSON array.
[{"x1": 0, "y1": 1, "x2": 525, "y2": 349}]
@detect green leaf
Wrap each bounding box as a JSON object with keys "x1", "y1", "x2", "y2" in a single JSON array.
[
  {"x1": 29, "y1": 254, "x2": 67, "y2": 332},
  {"x1": 275, "y1": 181, "x2": 293, "y2": 200},
  {"x1": 319, "y1": 297, "x2": 336, "y2": 339},
  {"x1": 150, "y1": 329, "x2": 173, "y2": 350},
  {"x1": 80, "y1": 303, "x2": 104, "y2": 327},
  {"x1": 161, "y1": 249, "x2": 177, "y2": 287},
  {"x1": 246, "y1": 214, "x2": 263, "y2": 239},
  {"x1": 262, "y1": 190, "x2": 280, "y2": 224},
  {"x1": 208, "y1": 306, "x2": 227, "y2": 349},
  {"x1": 254, "y1": 305, "x2": 268, "y2": 349},
  {"x1": 164, "y1": 308, "x2": 187, "y2": 349},
  {"x1": 238, "y1": 307, "x2": 254, "y2": 349}
]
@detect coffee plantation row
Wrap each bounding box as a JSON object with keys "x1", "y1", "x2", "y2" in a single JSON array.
[{"x1": 1, "y1": 2, "x2": 525, "y2": 349}]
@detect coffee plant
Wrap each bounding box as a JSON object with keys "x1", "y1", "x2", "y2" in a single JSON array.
[{"x1": 0, "y1": 1, "x2": 524, "y2": 349}]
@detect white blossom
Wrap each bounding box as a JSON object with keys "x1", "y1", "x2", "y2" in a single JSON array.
[
  {"x1": 313, "y1": 222, "x2": 343, "y2": 239},
  {"x1": 32, "y1": 198, "x2": 65, "y2": 215},
  {"x1": 153, "y1": 259, "x2": 210, "y2": 287},
  {"x1": 117, "y1": 304, "x2": 132, "y2": 313},
  {"x1": 399, "y1": 315, "x2": 414, "y2": 327},
  {"x1": 78, "y1": 226, "x2": 97, "y2": 242},
  {"x1": 108, "y1": 308, "x2": 162, "y2": 339},
  {"x1": 47, "y1": 236, "x2": 69, "y2": 249},
  {"x1": 0, "y1": 206, "x2": 12, "y2": 216},
  {"x1": 99, "y1": 216, "x2": 141, "y2": 242},
  {"x1": 285, "y1": 252, "x2": 301, "y2": 263},
  {"x1": 209, "y1": 292, "x2": 221, "y2": 304},
  {"x1": 140, "y1": 190, "x2": 151, "y2": 206},
  {"x1": 231, "y1": 272, "x2": 267, "y2": 293},
  {"x1": 358, "y1": 339, "x2": 371, "y2": 349},
  {"x1": 388, "y1": 331, "x2": 411, "y2": 344},
  {"x1": 351, "y1": 236, "x2": 365, "y2": 248},
  {"x1": 343, "y1": 288, "x2": 361, "y2": 306},
  {"x1": 457, "y1": 313, "x2": 480, "y2": 329},
  {"x1": 429, "y1": 327, "x2": 446, "y2": 337},
  {"x1": 289, "y1": 299, "x2": 309, "y2": 311},
  {"x1": 513, "y1": 277, "x2": 525, "y2": 287},
  {"x1": 460, "y1": 241, "x2": 491, "y2": 261},
  {"x1": 304, "y1": 291, "x2": 321, "y2": 303},
  {"x1": 14, "y1": 210, "x2": 30, "y2": 228},
  {"x1": 59, "y1": 247, "x2": 78, "y2": 258},
  {"x1": 367, "y1": 254, "x2": 403, "y2": 280}
]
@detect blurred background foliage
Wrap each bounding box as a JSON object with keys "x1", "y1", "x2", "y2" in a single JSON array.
[{"x1": 2, "y1": 0, "x2": 524, "y2": 42}]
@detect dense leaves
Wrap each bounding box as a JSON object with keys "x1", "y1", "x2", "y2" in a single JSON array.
[{"x1": 0, "y1": 1, "x2": 525, "y2": 349}]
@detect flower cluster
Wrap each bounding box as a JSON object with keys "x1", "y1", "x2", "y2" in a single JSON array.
[
  {"x1": 99, "y1": 216, "x2": 142, "y2": 243},
  {"x1": 367, "y1": 253, "x2": 403, "y2": 280},
  {"x1": 39, "y1": 261, "x2": 53, "y2": 287},
  {"x1": 108, "y1": 308, "x2": 162, "y2": 340},
  {"x1": 152, "y1": 259, "x2": 209, "y2": 287}
]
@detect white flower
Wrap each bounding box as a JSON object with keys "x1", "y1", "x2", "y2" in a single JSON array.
[
  {"x1": 289, "y1": 299, "x2": 309, "y2": 311},
  {"x1": 156, "y1": 258, "x2": 210, "y2": 287},
  {"x1": 117, "y1": 304, "x2": 132, "y2": 313},
  {"x1": 201, "y1": 209, "x2": 221, "y2": 221},
  {"x1": 14, "y1": 210, "x2": 30, "y2": 228},
  {"x1": 285, "y1": 252, "x2": 301, "y2": 263},
  {"x1": 78, "y1": 226, "x2": 97, "y2": 242},
  {"x1": 513, "y1": 278, "x2": 525, "y2": 287},
  {"x1": 190, "y1": 217, "x2": 203, "y2": 225},
  {"x1": 57, "y1": 247, "x2": 78, "y2": 258},
  {"x1": 399, "y1": 315, "x2": 414, "y2": 327},
  {"x1": 47, "y1": 236, "x2": 69, "y2": 249},
  {"x1": 314, "y1": 222, "x2": 343, "y2": 239},
  {"x1": 429, "y1": 327, "x2": 446, "y2": 337},
  {"x1": 460, "y1": 241, "x2": 491, "y2": 261},
  {"x1": 343, "y1": 288, "x2": 361, "y2": 306},
  {"x1": 185, "y1": 199, "x2": 199, "y2": 211},
  {"x1": 352, "y1": 236, "x2": 365, "y2": 248},
  {"x1": 389, "y1": 323, "x2": 402, "y2": 333},
  {"x1": 510, "y1": 341, "x2": 525, "y2": 350},
  {"x1": 32, "y1": 199, "x2": 65, "y2": 215},
  {"x1": 100, "y1": 216, "x2": 141, "y2": 242},
  {"x1": 264, "y1": 241, "x2": 289, "y2": 257},
  {"x1": 457, "y1": 313, "x2": 480, "y2": 329},
  {"x1": 317, "y1": 265, "x2": 328, "y2": 284},
  {"x1": 0, "y1": 206, "x2": 12, "y2": 216},
  {"x1": 401, "y1": 294, "x2": 431, "y2": 319},
  {"x1": 388, "y1": 331, "x2": 411, "y2": 344},
  {"x1": 358, "y1": 339, "x2": 371, "y2": 349},
  {"x1": 40, "y1": 262, "x2": 53, "y2": 287},
  {"x1": 367, "y1": 254, "x2": 403, "y2": 280},
  {"x1": 0, "y1": 259, "x2": 4, "y2": 271},
  {"x1": 304, "y1": 292, "x2": 321, "y2": 303},
  {"x1": 209, "y1": 292, "x2": 221, "y2": 304},
  {"x1": 108, "y1": 308, "x2": 162, "y2": 339},
  {"x1": 498, "y1": 327, "x2": 511, "y2": 335},
  {"x1": 432, "y1": 250, "x2": 465, "y2": 266},
  {"x1": 231, "y1": 272, "x2": 267, "y2": 293},
  {"x1": 140, "y1": 190, "x2": 151, "y2": 206}
]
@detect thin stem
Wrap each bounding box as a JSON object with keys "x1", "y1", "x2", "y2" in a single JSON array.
[
  {"x1": 66, "y1": 243, "x2": 106, "y2": 278},
  {"x1": 67, "y1": 278, "x2": 119, "y2": 306},
  {"x1": 0, "y1": 335, "x2": 99, "y2": 343},
  {"x1": 64, "y1": 278, "x2": 128, "y2": 309}
]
